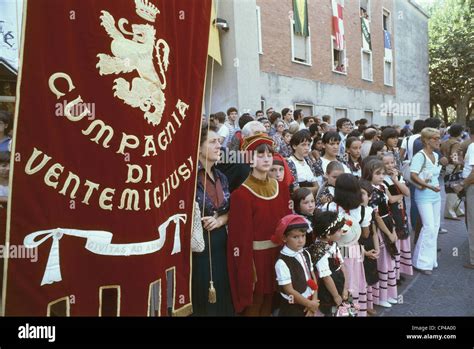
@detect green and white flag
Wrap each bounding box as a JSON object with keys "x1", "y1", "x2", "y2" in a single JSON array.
[
  {"x1": 361, "y1": 17, "x2": 371, "y2": 51},
  {"x1": 293, "y1": 0, "x2": 309, "y2": 37}
]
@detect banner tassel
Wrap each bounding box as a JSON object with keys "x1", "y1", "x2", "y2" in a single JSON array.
[{"x1": 208, "y1": 281, "x2": 217, "y2": 304}]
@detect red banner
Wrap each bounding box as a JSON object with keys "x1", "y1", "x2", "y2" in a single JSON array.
[{"x1": 2, "y1": 0, "x2": 211, "y2": 316}]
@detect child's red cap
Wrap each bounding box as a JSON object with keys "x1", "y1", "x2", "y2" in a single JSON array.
[{"x1": 271, "y1": 214, "x2": 309, "y2": 246}]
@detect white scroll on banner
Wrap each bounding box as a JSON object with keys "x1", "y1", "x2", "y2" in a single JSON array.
[{"x1": 23, "y1": 213, "x2": 187, "y2": 286}]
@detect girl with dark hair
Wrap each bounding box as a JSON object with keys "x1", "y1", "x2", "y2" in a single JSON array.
[
  {"x1": 358, "y1": 179, "x2": 379, "y2": 316},
  {"x1": 193, "y1": 125, "x2": 234, "y2": 316},
  {"x1": 317, "y1": 131, "x2": 350, "y2": 175},
  {"x1": 329, "y1": 174, "x2": 373, "y2": 316},
  {"x1": 287, "y1": 130, "x2": 320, "y2": 195},
  {"x1": 307, "y1": 211, "x2": 349, "y2": 316},
  {"x1": 281, "y1": 108, "x2": 293, "y2": 129},
  {"x1": 227, "y1": 135, "x2": 292, "y2": 316},
  {"x1": 269, "y1": 153, "x2": 294, "y2": 188},
  {"x1": 363, "y1": 159, "x2": 399, "y2": 309},
  {"x1": 347, "y1": 129, "x2": 362, "y2": 139},
  {"x1": 368, "y1": 140, "x2": 387, "y2": 157},
  {"x1": 315, "y1": 161, "x2": 344, "y2": 211},
  {"x1": 344, "y1": 136, "x2": 363, "y2": 178},
  {"x1": 333, "y1": 174, "x2": 363, "y2": 211},
  {"x1": 292, "y1": 187, "x2": 316, "y2": 246},
  {"x1": 381, "y1": 152, "x2": 413, "y2": 282},
  {"x1": 279, "y1": 130, "x2": 293, "y2": 158},
  {"x1": 310, "y1": 135, "x2": 324, "y2": 162},
  {"x1": 382, "y1": 127, "x2": 402, "y2": 169}
]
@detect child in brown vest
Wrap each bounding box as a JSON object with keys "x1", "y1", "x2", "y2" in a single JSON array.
[{"x1": 273, "y1": 214, "x2": 319, "y2": 316}]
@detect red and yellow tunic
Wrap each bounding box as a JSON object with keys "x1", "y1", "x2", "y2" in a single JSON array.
[{"x1": 227, "y1": 175, "x2": 291, "y2": 313}]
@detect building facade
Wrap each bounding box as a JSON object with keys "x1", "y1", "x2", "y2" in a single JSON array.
[{"x1": 204, "y1": 0, "x2": 429, "y2": 126}]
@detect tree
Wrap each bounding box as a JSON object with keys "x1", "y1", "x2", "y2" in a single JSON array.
[{"x1": 429, "y1": 0, "x2": 473, "y2": 125}]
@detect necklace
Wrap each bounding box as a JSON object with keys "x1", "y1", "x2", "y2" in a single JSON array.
[{"x1": 294, "y1": 155, "x2": 305, "y2": 162}]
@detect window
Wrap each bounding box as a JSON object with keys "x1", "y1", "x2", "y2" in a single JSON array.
[
  {"x1": 291, "y1": 20, "x2": 312, "y2": 65},
  {"x1": 383, "y1": 8, "x2": 393, "y2": 86},
  {"x1": 384, "y1": 59, "x2": 393, "y2": 86},
  {"x1": 256, "y1": 6, "x2": 263, "y2": 54},
  {"x1": 383, "y1": 9, "x2": 391, "y2": 32},
  {"x1": 335, "y1": 108, "x2": 348, "y2": 119},
  {"x1": 331, "y1": 0, "x2": 346, "y2": 74},
  {"x1": 332, "y1": 37, "x2": 347, "y2": 74},
  {"x1": 360, "y1": 0, "x2": 370, "y2": 20},
  {"x1": 361, "y1": 49, "x2": 373, "y2": 81},
  {"x1": 385, "y1": 112, "x2": 394, "y2": 126},
  {"x1": 364, "y1": 110, "x2": 373, "y2": 124},
  {"x1": 294, "y1": 103, "x2": 314, "y2": 117}
]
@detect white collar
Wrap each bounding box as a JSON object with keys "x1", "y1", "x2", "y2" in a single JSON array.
[
  {"x1": 339, "y1": 132, "x2": 348, "y2": 139},
  {"x1": 281, "y1": 245, "x2": 304, "y2": 257}
]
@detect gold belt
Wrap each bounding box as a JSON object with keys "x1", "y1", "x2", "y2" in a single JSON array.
[{"x1": 252, "y1": 240, "x2": 279, "y2": 251}]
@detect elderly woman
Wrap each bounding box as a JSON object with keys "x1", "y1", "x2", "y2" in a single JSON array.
[
  {"x1": 410, "y1": 128, "x2": 442, "y2": 275},
  {"x1": 272, "y1": 120, "x2": 286, "y2": 154},
  {"x1": 193, "y1": 125, "x2": 234, "y2": 316},
  {"x1": 216, "y1": 120, "x2": 266, "y2": 193},
  {"x1": 268, "y1": 112, "x2": 282, "y2": 137}
]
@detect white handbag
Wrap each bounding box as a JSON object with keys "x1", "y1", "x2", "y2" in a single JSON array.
[
  {"x1": 401, "y1": 152, "x2": 427, "y2": 186},
  {"x1": 191, "y1": 201, "x2": 205, "y2": 253}
]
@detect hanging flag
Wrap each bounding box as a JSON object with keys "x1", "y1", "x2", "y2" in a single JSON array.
[
  {"x1": 3, "y1": 0, "x2": 212, "y2": 316},
  {"x1": 293, "y1": 0, "x2": 309, "y2": 37},
  {"x1": 332, "y1": 0, "x2": 344, "y2": 51},
  {"x1": 208, "y1": 0, "x2": 222, "y2": 65},
  {"x1": 361, "y1": 17, "x2": 371, "y2": 51},
  {"x1": 384, "y1": 29, "x2": 392, "y2": 60}
]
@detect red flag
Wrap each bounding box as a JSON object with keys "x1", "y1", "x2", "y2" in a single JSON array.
[
  {"x1": 332, "y1": 0, "x2": 345, "y2": 51},
  {"x1": 2, "y1": 0, "x2": 211, "y2": 316}
]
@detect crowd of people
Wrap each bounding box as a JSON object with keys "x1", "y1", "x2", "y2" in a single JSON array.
[
  {"x1": 0, "y1": 105, "x2": 472, "y2": 317},
  {"x1": 194, "y1": 106, "x2": 474, "y2": 317}
]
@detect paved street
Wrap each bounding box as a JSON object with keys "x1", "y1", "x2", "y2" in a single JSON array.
[{"x1": 378, "y1": 190, "x2": 474, "y2": 316}]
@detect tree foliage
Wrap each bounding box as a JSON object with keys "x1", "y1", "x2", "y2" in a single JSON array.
[{"x1": 428, "y1": 0, "x2": 473, "y2": 124}]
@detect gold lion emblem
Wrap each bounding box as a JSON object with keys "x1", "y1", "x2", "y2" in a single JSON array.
[{"x1": 96, "y1": 0, "x2": 169, "y2": 126}]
